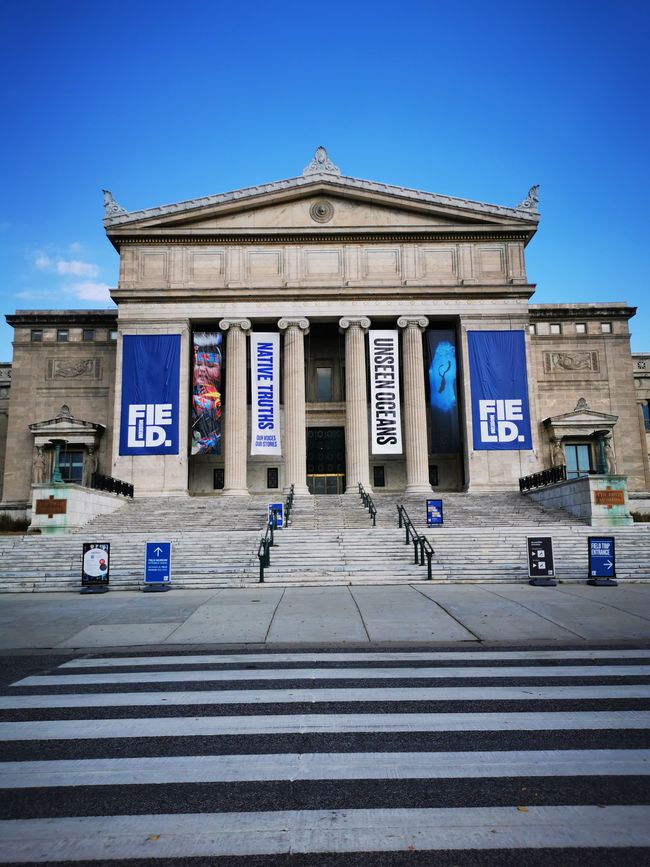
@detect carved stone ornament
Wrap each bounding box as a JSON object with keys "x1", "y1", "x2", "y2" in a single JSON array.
[
  {"x1": 59, "y1": 404, "x2": 73, "y2": 418},
  {"x1": 339, "y1": 317, "x2": 371, "y2": 332},
  {"x1": 516, "y1": 184, "x2": 540, "y2": 212},
  {"x1": 102, "y1": 189, "x2": 127, "y2": 217},
  {"x1": 309, "y1": 199, "x2": 335, "y2": 223},
  {"x1": 397, "y1": 316, "x2": 429, "y2": 331},
  {"x1": 302, "y1": 146, "x2": 341, "y2": 177},
  {"x1": 49, "y1": 358, "x2": 99, "y2": 380},
  {"x1": 637, "y1": 360, "x2": 647, "y2": 370},
  {"x1": 0, "y1": 367, "x2": 11, "y2": 381},
  {"x1": 574, "y1": 397, "x2": 589, "y2": 411},
  {"x1": 543, "y1": 351, "x2": 599, "y2": 374}
]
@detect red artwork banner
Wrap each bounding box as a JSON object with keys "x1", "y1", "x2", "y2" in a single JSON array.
[{"x1": 191, "y1": 332, "x2": 222, "y2": 455}]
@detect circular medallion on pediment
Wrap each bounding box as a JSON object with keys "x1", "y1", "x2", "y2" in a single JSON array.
[
  {"x1": 310, "y1": 199, "x2": 334, "y2": 223},
  {"x1": 637, "y1": 360, "x2": 647, "y2": 370}
]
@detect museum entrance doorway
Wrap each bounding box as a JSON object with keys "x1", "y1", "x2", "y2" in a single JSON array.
[{"x1": 306, "y1": 427, "x2": 345, "y2": 494}]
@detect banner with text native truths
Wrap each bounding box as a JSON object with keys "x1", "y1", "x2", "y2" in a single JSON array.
[
  {"x1": 191, "y1": 332, "x2": 222, "y2": 455},
  {"x1": 369, "y1": 330, "x2": 402, "y2": 454},
  {"x1": 119, "y1": 335, "x2": 180, "y2": 456},
  {"x1": 251, "y1": 332, "x2": 281, "y2": 455},
  {"x1": 468, "y1": 330, "x2": 533, "y2": 451}
]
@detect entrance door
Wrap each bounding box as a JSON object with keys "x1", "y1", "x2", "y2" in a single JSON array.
[
  {"x1": 565, "y1": 443, "x2": 592, "y2": 479},
  {"x1": 307, "y1": 427, "x2": 345, "y2": 494}
]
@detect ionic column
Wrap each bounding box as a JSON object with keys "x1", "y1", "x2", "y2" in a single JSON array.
[
  {"x1": 219, "y1": 318, "x2": 251, "y2": 496},
  {"x1": 278, "y1": 318, "x2": 310, "y2": 494},
  {"x1": 397, "y1": 316, "x2": 432, "y2": 494},
  {"x1": 339, "y1": 316, "x2": 371, "y2": 493}
]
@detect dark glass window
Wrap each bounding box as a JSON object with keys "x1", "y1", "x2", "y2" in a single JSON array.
[
  {"x1": 213, "y1": 468, "x2": 225, "y2": 490},
  {"x1": 57, "y1": 329, "x2": 69, "y2": 342},
  {"x1": 373, "y1": 465, "x2": 385, "y2": 488},
  {"x1": 643, "y1": 402, "x2": 650, "y2": 432},
  {"x1": 565, "y1": 444, "x2": 591, "y2": 479},
  {"x1": 82, "y1": 328, "x2": 94, "y2": 342},
  {"x1": 267, "y1": 467, "x2": 279, "y2": 489},
  {"x1": 31, "y1": 329, "x2": 43, "y2": 342},
  {"x1": 59, "y1": 449, "x2": 84, "y2": 483},
  {"x1": 109, "y1": 329, "x2": 118, "y2": 341},
  {"x1": 429, "y1": 465, "x2": 439, "y2": 486},
  {"x1": 315, "y1": 367, "x2": 332, "y2": 401}
]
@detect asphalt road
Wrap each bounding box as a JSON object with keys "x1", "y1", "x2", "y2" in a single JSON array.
[{"x1": 1, "y1": 644, "x2": 649, "y2": 865}]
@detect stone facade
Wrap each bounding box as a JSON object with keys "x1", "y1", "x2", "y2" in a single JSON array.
[{"x1": 1, "y1": 150, "x2": 648, "y2": 511}]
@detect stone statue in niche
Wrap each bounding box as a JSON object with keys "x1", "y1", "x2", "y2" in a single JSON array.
[
  {"x1": 32, "y1": 447, "x2": 46, "y2": 485},
  {"x1": 85, "y1": 446, "x2": 98, "y2": 484},
  {"x1": 604, "y1": 435, "x2": 617, "y2": 474},
  {"x1": 551, "y1": 438, "x2": 564, "y2": 467}
]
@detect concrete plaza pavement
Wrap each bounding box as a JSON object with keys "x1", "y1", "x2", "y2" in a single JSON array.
[{"x1": 1, "y1": 582, "x2": 650, "y2": 649}]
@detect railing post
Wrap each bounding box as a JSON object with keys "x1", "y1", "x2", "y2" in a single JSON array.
[
  {"x1": 397, "y1": 506, "x2": 403, "y2": 529},
  {"x1": 425, "y1": 549, "x2": 432, "y2": 580}
]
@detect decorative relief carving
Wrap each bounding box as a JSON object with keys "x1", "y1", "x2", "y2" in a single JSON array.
[
  {"x1": 543, "y1": 351, "x2": 599, "y2": 374},
  {"x1": 309, "y1": 199, "x2": 334, "y2": 223},
  {"x1": 302, "y1": 146, "x2": 341, "y2": 177},
  {"x1": 102, "y1": 189, "x2": 127, "y2": 217},
  {"x1": 637, "y1": 360, "x2": 647, "y2": 370},
  {"x1": 0, "y1": 367, "x2": 11, "y2": 381},
  {"x1": 47, "y1": 359, "x2": 101, "y2": 380},
  {"x1": 516, "y1": 184, "x2": 540, "y2": 212}
]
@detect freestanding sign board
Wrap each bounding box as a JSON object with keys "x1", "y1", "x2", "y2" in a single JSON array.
[
  {"x1": 527, "y1": 536, "x2": 556, "y2": 586},
  {"x1": 427, "y1": 499, "x2": 444, "y2": 527},
  {"x1": 81, "y1": 543, "x2": 110, "y2": 593},
  {"x1": 268, "y1": 503, "x2": 283, "y2": 528},
  {"x1": 144, "y1": 541, "x2": 172, "y2": 592},
  {"x1": 588, "y1": 536, "x2": 617, "y2": 587}
]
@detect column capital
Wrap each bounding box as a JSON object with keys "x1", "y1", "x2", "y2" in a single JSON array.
[
  {"x1": 278, "y1": 317, "x2": 309, "y2": 333},
  {"x1": 219, "y1": 318, "x2": 251, "y2": 333},
  {"x1": 339, "y1": 316, "x2": 371, "y2": 332},
  {"x1": 397, "y1": 316, "x2": 429, "y2": 331}
]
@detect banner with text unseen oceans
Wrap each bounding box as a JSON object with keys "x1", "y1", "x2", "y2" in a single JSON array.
[
  {"x1": 251, "y1": 332, "x2": 281, "y2": 455},
  {"x1": 369, "y1": 330, "x2": 403, "y2": 454},
  {"x1": 468, "y1": 330, "x2": 532, "y2": 451},
  {"x1": 119, "y1": 334, "x2": 180, "y2": 455}
]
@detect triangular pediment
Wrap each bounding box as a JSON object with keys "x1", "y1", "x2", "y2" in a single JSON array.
[{"x1": 103, "y1": 167, "x2": 539, "y2": 240}]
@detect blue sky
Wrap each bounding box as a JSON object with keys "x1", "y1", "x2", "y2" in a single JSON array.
[{"x1": 1, "y1": 0, "x2": 648, "y2": 359}]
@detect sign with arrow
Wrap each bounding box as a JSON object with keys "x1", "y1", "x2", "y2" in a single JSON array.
[
  {"x1": 588, "y1": 536, "x2": 617, "y2": 586},
  {"x1": 144, "y1": 541, "x2": 172, "y2": 590}
]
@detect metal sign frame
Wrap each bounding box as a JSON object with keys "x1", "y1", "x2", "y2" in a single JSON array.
[
  {"x1": 588, "y1": 536, "x2": 617, "y2": 587},
  {"x1": 81, "y1": 542, "x2": 110, "y2": 594},
  {"x1": 144, "y1": 541, "x2": 172, "y2": 592},
  {"x1": 426, "y1": 499, "x2": 444, "y2": 527},
  {"x1": 527, "y1": 536, "x2": 556, "y2": 586}
]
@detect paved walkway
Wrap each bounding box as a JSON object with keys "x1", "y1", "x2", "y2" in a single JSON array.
[{"x1": 1, "y1": 583, "x2": 650, "y2": 649}]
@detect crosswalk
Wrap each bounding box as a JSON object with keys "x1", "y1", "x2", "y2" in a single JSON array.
[{"x1": 1, "y1": 647, "x2": 649, "y2": 863}]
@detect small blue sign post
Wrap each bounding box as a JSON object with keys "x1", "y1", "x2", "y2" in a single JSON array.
[
  {"x1": 588, "y1": 536, "x2": 617, "y2": 587},
  {"x1": 268, "y1": 503, "x2": 283, "y2": 529},
  {"x1": 144, "y1": 541, "x2": 172, "y2": 592},
  {"x1": 426, "y1": 499, "x2": 443, "y2": 527}
]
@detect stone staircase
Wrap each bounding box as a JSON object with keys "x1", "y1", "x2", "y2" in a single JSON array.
[{"x1": 0, "y1": 489, "x2": 648, "y2": 591}]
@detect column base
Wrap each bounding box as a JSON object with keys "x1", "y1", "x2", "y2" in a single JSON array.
[
  {"x1": 405, "y1": 483, "x2": 433, "y2": 495},
  {"x1": 221, "y1": 488, "x2": 249, "y2": 497}
]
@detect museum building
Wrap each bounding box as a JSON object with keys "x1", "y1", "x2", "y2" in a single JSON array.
[{"x1": 1, "y1": 147, "x2": 649, "y2": 519}]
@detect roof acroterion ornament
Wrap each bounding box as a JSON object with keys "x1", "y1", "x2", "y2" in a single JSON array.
[
  {"x1": 102, "y1": 189, "x2": 127, "y2": 218},
  {"x1": 516, "y1": 184, "x2": 539, "y2": 212},
  {"x1": 302, "y1": 146, "x2": 341, "y2": 177}
]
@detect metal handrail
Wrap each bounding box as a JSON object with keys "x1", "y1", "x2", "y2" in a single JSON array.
[
  {"x1": 285, "y1": 484, "x2": 295, "y2": 525},
  {"x1": 91, "y1": 473, "x2": 134, "y2": 498},
  {"x1": 519, "y1": 464, "x2": 567, "y2": 492},
  {"x1": 397, "y1": 504, "x2": 435, "y2": 580},
  {"x1": 358, "y1": 482, "x2": 377, "y2": 527},
  {"x1": 257, "y1": 514, "x2": 275, "y2": 583}
]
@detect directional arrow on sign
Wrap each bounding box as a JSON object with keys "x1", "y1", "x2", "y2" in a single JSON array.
[
  {"x1": 605, "y1": 560, "x2": 613, "y2": 570},
  {"x1": 154, "y1": 546, "x2": 163, "y2": 556}
]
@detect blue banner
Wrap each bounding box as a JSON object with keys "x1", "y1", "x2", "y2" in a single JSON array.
[
  {"x1": 145, "y1": 541, "x2": 172, "y2": 584},
  {"x1": 588, "y1": 537, "x2": 616, "y2": 578},
  {"x1": 427, "y1": 329, "x2": 460, "y2": 453},
  {"x1": 468, "y1": 331, "x2": 532, "y2": 451},
  {"x1": 119, "y1": 335, "x2": 181, "y2": 455}
]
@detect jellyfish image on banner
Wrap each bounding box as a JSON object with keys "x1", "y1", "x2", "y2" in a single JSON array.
[
  {"x1": 191, "y1": 332, "x2": 222, "y2": 455},
  {"x1": 427, "y1": 330, "x2": 460, "y2": 453}
]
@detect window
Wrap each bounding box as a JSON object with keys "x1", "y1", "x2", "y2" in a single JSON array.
[
  {"x1": 643, "y1": 402, "x2": 650, "y2": 432},
  {"x1": 267, "y1": 467, "x2": 279, "y2": 489},
  {"x1": 373, "y1": 465, "x2": 386, "y2": 488},
  {"x1": 528, "y1": 324, "x2": 536, "y2": 335},
  {"x1": 601, "y1": 322, "x2": 612, "y2": 334},
  {"x1": 565, "y1": 443, "x2": 592, "y2": 479},
  {"x1": 213, "y1": 468, "x2": 224, "y2": 489},
  {"x1": 59, "y1": 448, "x2": 84, "y2": 484},
  {"x1": 57, "y1": 329, "x2": 69, "y2": 342},
  {"x1": 82, "y1": 328, "x2": 94, "y2": 342},
  {"x1": 31, "y1": 329, "x2": 42, "y2": 342},
  {"x1": 576, "y1": 322, "x2": 587, "y2": 334},
  {"x1": 549, "y1": 323, "x2": 561, "y2": 335},
  {"x1": 109, "y1": 329, "x2": 118, "y2": 341},
  {"x1": 429, "y1": 465, "x2": 439, "y2": 486},
  {"x1": 315, "y1": 367, "x2": 332, "y2": 401}
]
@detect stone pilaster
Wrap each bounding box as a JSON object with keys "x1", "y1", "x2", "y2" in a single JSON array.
[
  {"x1": 397, "y1": 316, "x2": 432, "y2": 494},
  {"x1": 278, "y1": 317, "x2": 310, "y2": 495},
  {"x1": 219, "y1": 318, "x2": 251, "y2": 496},
  {"x1": 339, "y1": 316, "x2": 371, "y2": 493}
]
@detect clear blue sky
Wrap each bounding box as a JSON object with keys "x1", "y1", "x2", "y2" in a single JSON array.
[{"x1": 1, "y1": 0, "x2": 648, "y2": 359}]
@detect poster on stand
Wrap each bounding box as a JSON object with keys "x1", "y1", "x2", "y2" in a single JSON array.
[
  {"x1": 191, "y1": 332, "x2": 222, "y2": 455},
  {"x1": 369, "y1": 330, "x2": 402, "y2": 454},
  {"x1": 468, "y1": 330, "x2": 532, "y2": 451},
  {"x1": 251, "y1": 333, "x2": 281, "y2": 455}
]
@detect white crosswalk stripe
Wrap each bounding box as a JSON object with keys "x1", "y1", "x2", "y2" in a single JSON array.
[{"x1": 1, "y1": 646, "x2": 649, "y2": 864}]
